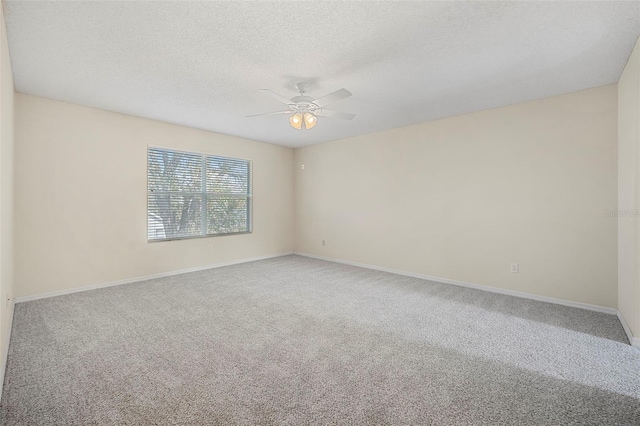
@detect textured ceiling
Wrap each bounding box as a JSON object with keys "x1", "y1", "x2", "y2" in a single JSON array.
[{"x1": 4, "y1": 1, "x2": 640, "y2": 148}]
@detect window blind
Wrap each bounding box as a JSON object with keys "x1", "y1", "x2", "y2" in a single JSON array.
[{"x1": 147, "y1": 147, "x2": 252, "y2": 241}]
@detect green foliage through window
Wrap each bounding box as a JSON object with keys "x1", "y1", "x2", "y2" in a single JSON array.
[{"x1": 147, "y1": 147, "x2": 252, "y2": 241}]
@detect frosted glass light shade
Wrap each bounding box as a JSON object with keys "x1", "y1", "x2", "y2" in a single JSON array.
[
  {"x1": 303, "y1": 113, "x2": 317, "y2": 129},
  {"x1": 289, "y1": 113, "x2": 302, "y2": 130}
]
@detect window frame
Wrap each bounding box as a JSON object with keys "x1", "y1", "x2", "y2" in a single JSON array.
[{"x1": 147, "y1": 146, "x2": 253, "y2": 242}]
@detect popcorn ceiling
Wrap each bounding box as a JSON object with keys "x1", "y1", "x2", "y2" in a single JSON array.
[{"x1": 4, "y1": 1, "x2": 639, "y2": 147}]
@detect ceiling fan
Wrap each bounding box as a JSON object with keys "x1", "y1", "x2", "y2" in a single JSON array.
[{"x1": 247, "y1": 83, "x2": 355, "y2": 130}]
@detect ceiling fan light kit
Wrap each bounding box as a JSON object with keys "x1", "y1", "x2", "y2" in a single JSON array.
[
  {"x1": 288, "y1": 112, "x2": 317, "y2": 130},
  {"x1": 248, "y1": 83, "x2": 355, "y2": 130}
]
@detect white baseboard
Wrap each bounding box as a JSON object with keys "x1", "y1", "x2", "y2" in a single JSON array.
[
  {"x1": 294, "y1": 252, "x2": 640, "y2": 347},
  {"x1": 617, "y1": 311, "x2": 640, "y2": 348},
  {"x1": 15, "y1": 252, "x2": 293, "y2": 303},
  {"x1": 293, "y1": 251, "x2": 618, "y2": 315},
  {"x1": 0, "y1": 296, "x2": 15, "y2": 403},
  {"x1": 14, "y1": 250, "x2": 639, "y2": 348}
]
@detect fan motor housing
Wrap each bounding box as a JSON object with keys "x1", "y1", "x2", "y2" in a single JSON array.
[{"x1": 290, "y1": 96, "x2": 320, "y2": 114}]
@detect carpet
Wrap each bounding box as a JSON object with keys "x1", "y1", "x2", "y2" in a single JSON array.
[{"x1": 2, "y1": 255, "x2": 639, "y2": 425}]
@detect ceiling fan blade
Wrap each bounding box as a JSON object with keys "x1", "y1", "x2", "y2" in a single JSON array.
[
  {"x1": 246, "y1": 110, "x2": 293, "y2": 117},
  {"x1": 317, "y1": 109, "x2": 356, "y2": 120},
  {"x1": 258, "y1": 89, "x2": 294, "y2": 105},
  {"x1": 312, "y1": 88, "x2": 352, "y2": 107}
]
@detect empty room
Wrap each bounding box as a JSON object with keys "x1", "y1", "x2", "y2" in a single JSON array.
[{"x1": 0, "y1": 0, "x2": 639, "y2": 424}]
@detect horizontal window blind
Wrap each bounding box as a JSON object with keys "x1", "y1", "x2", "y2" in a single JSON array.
[{"x1": 147, "y1": 147, "x2": 252, "y2": 241}]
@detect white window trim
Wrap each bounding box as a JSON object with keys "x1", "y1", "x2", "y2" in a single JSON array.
[{"x1": 147, "y1": 146, "x2": 253, "y2": 242}]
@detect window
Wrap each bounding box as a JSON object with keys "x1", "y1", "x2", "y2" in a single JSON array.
[{"x1": 147, "y1": 147, "x2": 252, "y2": 241}]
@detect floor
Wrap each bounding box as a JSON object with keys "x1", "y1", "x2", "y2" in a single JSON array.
[{"x1": 1, "y1": 255, "x2": 639, "y2": 425}]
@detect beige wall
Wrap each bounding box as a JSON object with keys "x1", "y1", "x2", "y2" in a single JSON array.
[
  {"x1": 295, "y1": 85, "x2": 618, "y2": 308},
  {"x1": 14, "y1": 93, "x2": 294, "y2": 298},
  {"x1": 618, "y1": 36, "x2": 640, "y2": 340},
  {"x1": 0, "y1": 10, "x2": 14, "y2": 388},
  {"x1": 10, "y1": 81, "x2": 624, "y2": 312}
]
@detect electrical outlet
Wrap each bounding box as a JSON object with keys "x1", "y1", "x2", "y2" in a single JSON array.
[{"x1": 510, "y1": 263, "x2": 519, "y2": 273}]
